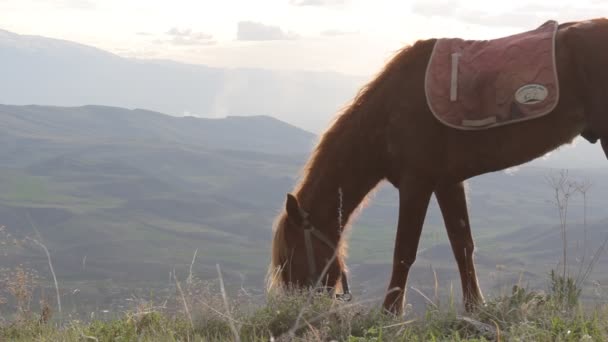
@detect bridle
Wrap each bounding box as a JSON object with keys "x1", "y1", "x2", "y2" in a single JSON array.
[{"x1": 299, "y1": 210, "x2": 352, "y2": 301}]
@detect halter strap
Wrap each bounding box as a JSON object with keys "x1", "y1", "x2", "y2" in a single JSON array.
[
  {"x1": 301, "y1": 213, "x2": 352, "y2": 301},
  {"x1": 303, "y1": 228, "x2": 317, "y2": 277}
]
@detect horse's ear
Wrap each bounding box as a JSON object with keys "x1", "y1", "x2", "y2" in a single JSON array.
[
  {"x1": 286, "y1": 194, "x2": 303, "y2": 225},
  {"x1": 563, "y1": 20, "x2": 608, "y2": 142}
]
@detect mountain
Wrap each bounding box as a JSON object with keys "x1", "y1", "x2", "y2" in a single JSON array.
[
  {"x1": 0, "y1": 104, "x2": 319, "y2": 310},
  {"x1": 1, "y1": 27, "x2": 607, "y2": 166},
  {"x1": 0, "y1": 28, "x2": 365, "y2": 132},
  {"x1": 3, "y1": 104, "x2": 608, "y2": 314},
  {"x1": 0, "y1": 104, "x2": 315, "y2": 155}
]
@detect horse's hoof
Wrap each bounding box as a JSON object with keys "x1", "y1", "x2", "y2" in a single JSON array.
[{"x1": 335, "y1": 292, "x2": 352, "y2": 302}]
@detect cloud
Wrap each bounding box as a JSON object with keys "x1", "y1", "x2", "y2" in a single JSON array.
[
  {"x1": 411, "y1": 1, "x2": 606, "y2": 29},
  {"x1": 237, "y1": 21, "x2": 298, "y2": 41},
  {"x1": 454, "y1": 9, "x2": 543, "y2": 28},
  {"x1": 290, "y1": 0, "x2": 348, "y2": 6},
  {"x1": 513, "y1": 3, "x2": 605, "y2": 22},
  {"x1": 320, "y1": 29, "x2": 359, "y2": 37},
  {"x1": 411, "y1": 1, "x2": 457, "y2": 17},
  {"x1": 164, "y1": 27, "x2": 215, "y2": 46},
  {"x1": 53, "y1": 0, "x2": 96, "y2": 10}
]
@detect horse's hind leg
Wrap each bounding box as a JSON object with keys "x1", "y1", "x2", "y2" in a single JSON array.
[
  {"x1": 435, "y1": 182, "x2": 484, "y2": 311},
  {"x1": 382, "y1": 176, "x2": 434, "y2": 314}
]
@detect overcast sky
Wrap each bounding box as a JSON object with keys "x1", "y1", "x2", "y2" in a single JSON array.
[{"x1": 1, "y1": 0, "x2": 606, "y2": 75}]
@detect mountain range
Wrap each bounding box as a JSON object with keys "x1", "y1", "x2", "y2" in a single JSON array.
[
  {"x1": 2, "y1": 26, "x2": 608, "y2": 312},
  {"x1": 2, "y1": 104, "x2": 608, "y2": 313},
  {"x1": 0, "y1": 28, "x2": 364, "y2": 132},
  {"x1": 1, "y1": 27, "x2": 606, "y2": 166}
]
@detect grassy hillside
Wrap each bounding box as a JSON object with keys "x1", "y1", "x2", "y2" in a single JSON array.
[
  {"x1": 0, "y1": 105, "x2": 318, "y2": 313},
  {"x1": 2, "y1": 279, "x2": 607, "y2": 341},
  {"x1": 2, "y1": 104, "x2": 608, "y2": 318}
]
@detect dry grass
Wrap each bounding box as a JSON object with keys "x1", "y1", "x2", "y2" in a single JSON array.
[
  {"x1": 1, "y1": 170, "x2": 608, "y2": 340},
  {"x1": 1, "y1": 266, "x2": 40, "y2": 323},
  {"x1": 0, "y1": 270, "x2": 607, "y2": 341}
]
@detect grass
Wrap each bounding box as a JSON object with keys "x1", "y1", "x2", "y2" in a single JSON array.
[
  {"x1": 1, "y1": 188, "x2": 608, "y2": 340},
  {"x1": 0, "y1": 173, "x2": 124, "y2": 214},
  {"x1": 1, "y1": 148, "x2": 606, "y2": 340},
  {"x1": 1, "y1": 272, "x2": 608, "y2": 341}
]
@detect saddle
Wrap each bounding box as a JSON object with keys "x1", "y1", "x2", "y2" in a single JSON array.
[{"x1": 425, "y1": 20, "x2": 559, "y2": 129}]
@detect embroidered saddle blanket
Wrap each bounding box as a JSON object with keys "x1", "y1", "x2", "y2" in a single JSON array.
[{"x1": 425, "y1": 20, "x2": 559, "y2": 129}]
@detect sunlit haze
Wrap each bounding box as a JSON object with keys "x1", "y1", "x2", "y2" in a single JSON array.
[
  {"x1": 4, "y1": 2, "x2": 608, "y2": 337},
  {"x1": 2, "y1": 0, "x2": 606, "y2": 75}
]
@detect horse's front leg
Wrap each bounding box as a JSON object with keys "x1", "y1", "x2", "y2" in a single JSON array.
[
  {"x1": 382, "y1": 177, "x2": 434, "y2": 314},
  {"x1": 435, "y1": 181, "x2": 484, "y2": 311}
]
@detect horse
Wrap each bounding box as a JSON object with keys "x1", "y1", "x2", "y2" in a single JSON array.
[{"x1": 268, "y1": 18, "x2": 608, "y2": 314}]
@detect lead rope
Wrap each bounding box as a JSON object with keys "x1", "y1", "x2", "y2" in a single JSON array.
[
  {"x1": 300, "y1": 210, "x2": 318, "y2": 281},
  {"x1": 336, "y1": 187, "x2": 352, "y2": 301},
  {"x1": 303, "y1": 228, "x2": 316, "y2": 278},
  {"x1": 338, "y1": 187, "x2": 344, "y2": 233}
]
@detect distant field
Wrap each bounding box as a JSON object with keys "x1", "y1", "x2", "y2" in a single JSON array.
[{"x1": 2, "y1": 105, "x2": 608, "y2": 317}]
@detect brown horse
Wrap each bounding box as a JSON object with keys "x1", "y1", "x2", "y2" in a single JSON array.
[{"x1": 268, "y1": 18, "x2": 608, "y2": 314}]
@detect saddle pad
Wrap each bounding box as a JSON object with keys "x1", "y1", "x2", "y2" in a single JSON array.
[{"x1": 425, "y1": 20, "x2": 559, "y2": 130}]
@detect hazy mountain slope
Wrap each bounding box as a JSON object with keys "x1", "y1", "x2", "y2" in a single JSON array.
[
  {"x1": 2, "y1": 26, "x2": 606, "y2": 164},
  {"x1": 0, "y1": 104, "x2": 316, "y2": 155},
  {"x1": 2, "y1": 104, "x2": 608, "y2": 314},
  {"x1": 0, "y1": 28, "x2": 364, "y2": 132},
  {"x1": 0, "y1": 105, "x2": 318, "y2": 307}
]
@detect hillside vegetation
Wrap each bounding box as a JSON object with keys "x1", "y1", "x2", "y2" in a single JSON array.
[
  {"x1": 3, "y1": 104, "x2": 608, "y2": 315},
  {"x1": 1, "y1": 274, "x2": 607, "y2": 341}
]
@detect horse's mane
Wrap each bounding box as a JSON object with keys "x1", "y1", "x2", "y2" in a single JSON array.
[{"x1": 267, "y1": 38, "x2": 436, "y2": 290}]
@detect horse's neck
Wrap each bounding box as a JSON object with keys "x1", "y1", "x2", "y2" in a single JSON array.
[{"x1": 296, "y1": 147, "x2": 384, "y2": 236}]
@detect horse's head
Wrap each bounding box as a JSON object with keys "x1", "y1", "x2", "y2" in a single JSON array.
[
  {"x1": 563, "y1": 18, "x2": 608, "y2": 158},
  {"x1": 268, "y1": 194, "x2": 345, "y2": 294}
]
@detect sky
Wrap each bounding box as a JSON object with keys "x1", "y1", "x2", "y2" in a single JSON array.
[{"x1": 0, "y1": 0, "x2": 607, "y2": 75}]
